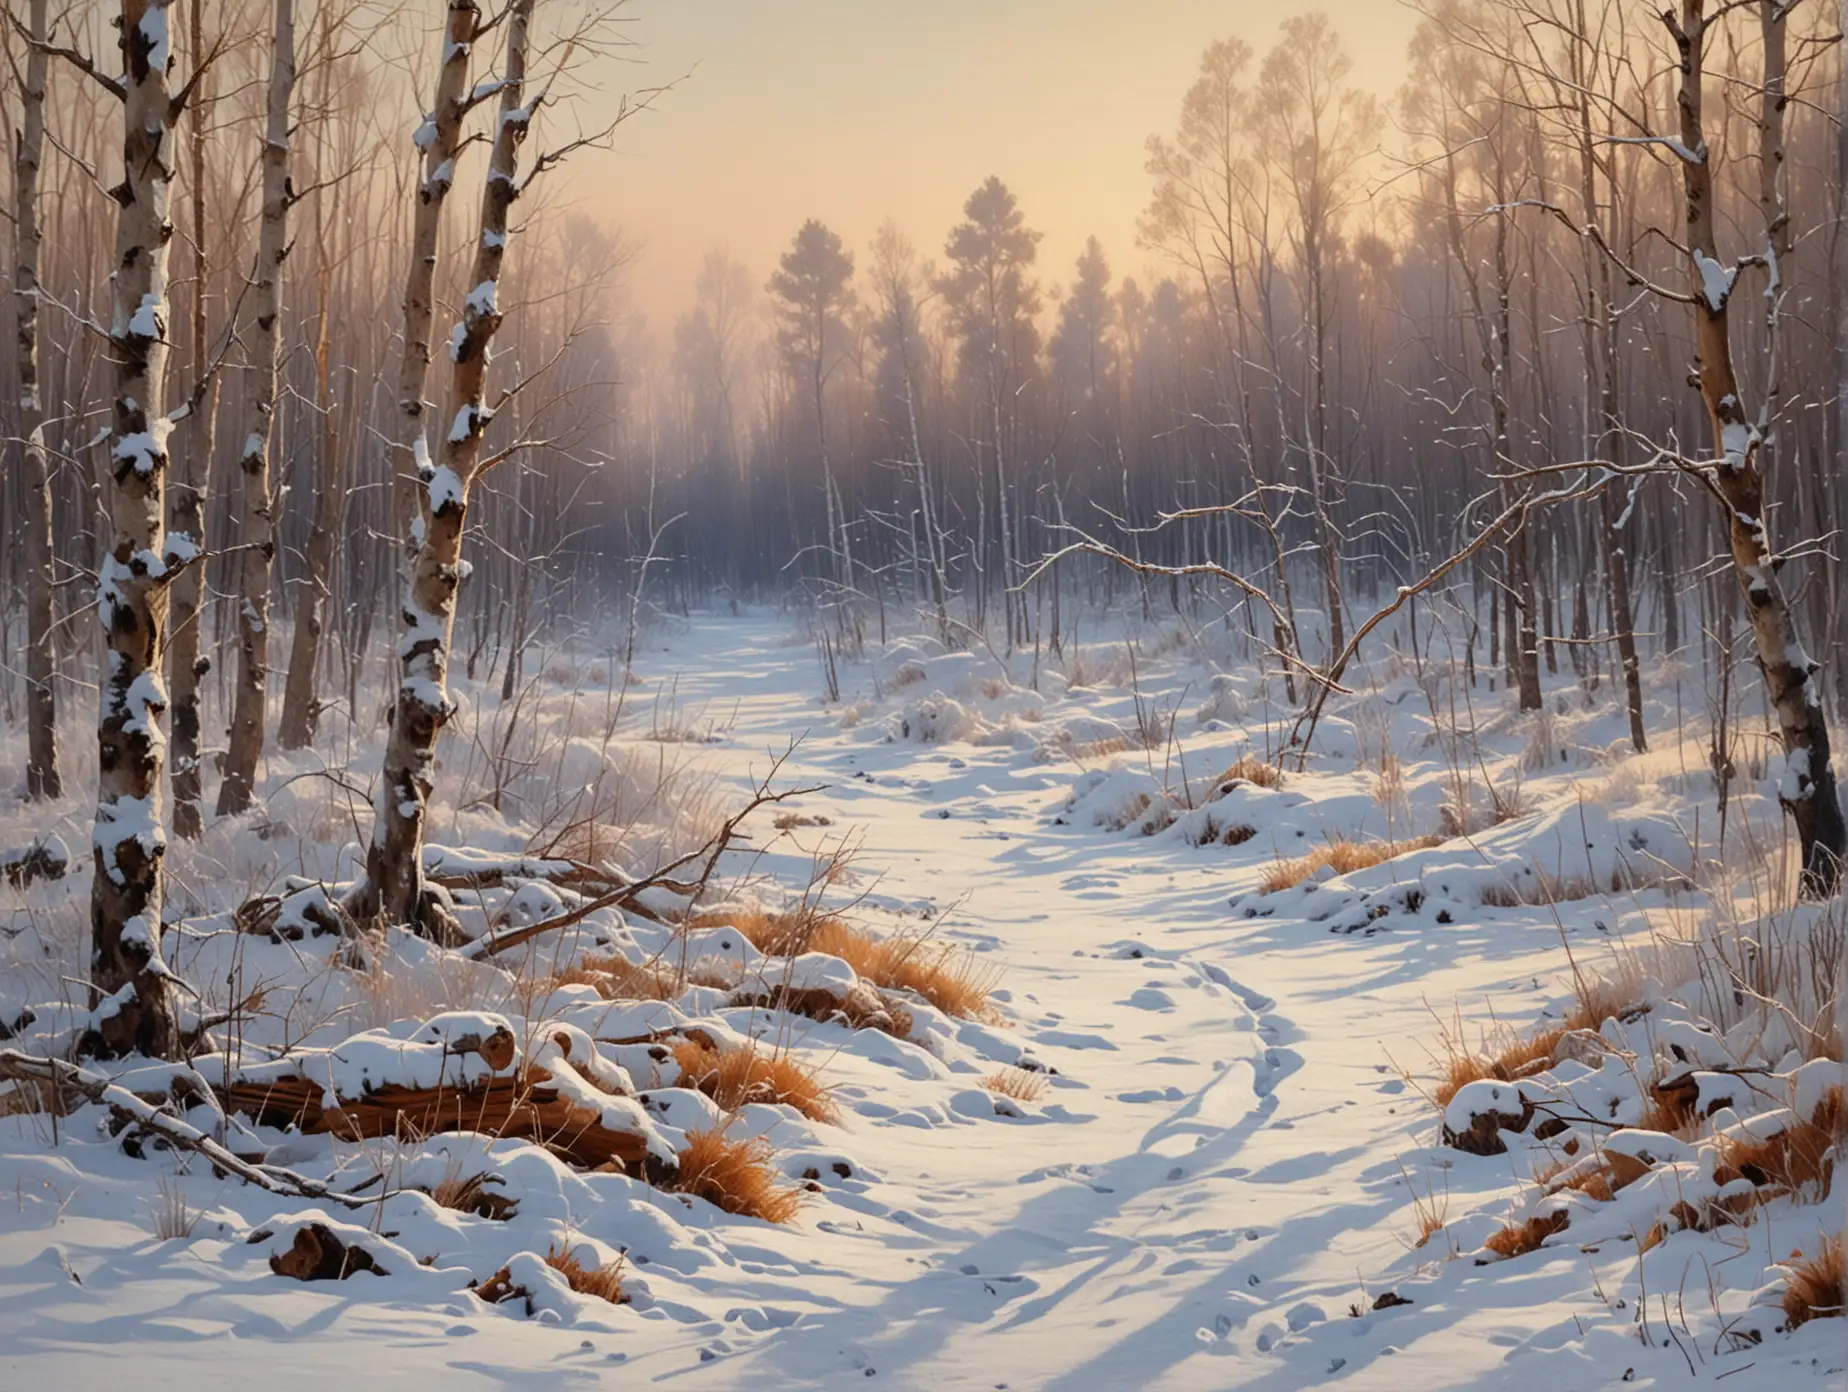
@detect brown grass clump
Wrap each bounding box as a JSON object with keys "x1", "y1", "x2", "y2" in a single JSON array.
[
  {"x1": 1483, "y1": 1209, "x2": 1570, "y2": 1260},
  {"x1": 551, "y1": 955, "x2": 689, "y2": 1002},
  {"x1": 1535, "y1": 1159, "x2": 1615, "y2": 1203},
  {"x1": 1262, "y1": 835, "x2": 1444, "y2": 895},
  {"x1": 983, "y1": 1067, "x2": 1048, "y2": 1104},
  {"x1": 671, "y1": 1039, "x2": 837, "y2": 1123},
  {"x1": 1213, "y1": 754, "x2": 1284, "y2": 791},
  {"x1": 545, "y1": 1244, "x2": 629, "y2": 1305},
  {"x1": 698, "y1": 910, "x2": 999, "y2": 1022},
  {"x1": 1781, "y1": 1236, "x2": 1845, "y2": 1331},
  {"x1": 1715, "y1": 1089, "x2": 1844, "y2": 1200},
  {"x1": 1433, "y1": 1025, "x2": 1569, "y2": 1113},
  {"x1": 431, "y1": 1172, "x2": 519, "y2": 1221},
  {"x1": 731, "y1": 982, "x2": 915, "y2": 1038},
  {"x1": 670, "y1": 1129, "x2": 804, "y2": 1223},
  {"x1": 1431, "y1": 979, "x2": 1646, "y2": 1112}
]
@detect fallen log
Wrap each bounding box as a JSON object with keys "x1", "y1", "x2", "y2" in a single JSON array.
[
  {"x1": 202, "y1": 1017, "x2": 678, "y2": 1179},
  {"x1": 0, "y1": 1049, "x2": 379, "y2": 1210}
]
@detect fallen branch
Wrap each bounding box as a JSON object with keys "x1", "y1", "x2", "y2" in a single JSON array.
[{"x1": 0, "y1": 1049, "x2": 378, "y2": 1211}]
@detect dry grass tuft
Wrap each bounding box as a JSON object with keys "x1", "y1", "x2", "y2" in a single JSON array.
[
  {"x1": 1212, "y1": 754, "x2": 1284, "y2": 792},
  {"x1": 670, "y1": 1129, "x2": 804, "y2": 1223},
  {"x1": 431, "y1": 1171, "x2": 519, "y2": 1221},
  {"x1": 552, "y1": 956, "x2": 687, "y2": 1002},
  {"x1": 1483, "y1": 1209, "x2": 1569, "y2": 1259},
  {"x1": 672, "y1": 1039, "x2": 837, "y2": 1123},
  {"x1": 1261, "y1": 835, "x2": 1444, "y2": 895},
  {"x1": 983, "y1": 1067, "x2": 1048, "y2": 1104},
  {"x1": 545, "y1": 1244, "x2": 629, "y2": 1304},
  {"x1": 151, "y1": 1178, "x2": 197, "y2": 1241},
  {"x1": 1716, "y1": 1088, "x2": 1844, "y2": 1200},
  {"x1": 1431, "y1": 980, "x2": 1645, "y2": 1111},
  {"x1": 731, "y1": 981, "x2": 915, "y2": 1038},
  {"x1": 1781, "y1": 1235, "x2": 1845, "y2": 1330},
  {"x1": 699, "y1": 909, "x2": 999, "y2": 1021}
]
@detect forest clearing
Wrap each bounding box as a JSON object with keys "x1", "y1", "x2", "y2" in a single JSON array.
[{"x1": 3, "y1": 0, "x2": 1848, "y2": 1387}]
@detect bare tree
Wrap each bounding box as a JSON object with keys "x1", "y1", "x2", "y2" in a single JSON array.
[
  {"x1": 10, "y1": 0, "x2": 61, "y2": 799},
  {"x1": 1665, "y1": 0, "x2": 1844, "y2": 893},
  {"x1": 388, "y1": 0, "x2": 480, "y2": 554},
  {"x1": 91, "y1": 0, "x2": 186, "y2": 1058},
  {"x1": 351, "y1": 0, "x2": 537, "y2": 938},
  {"x1": 167, "y1": 0, "x2": 217, "y2": 838},
  {"x1": 1257, "y1": 16, "x2": 1377, "y2": 661},
  {"x1": 217, "y1": 0, "x2": 295, "y2": 815}
]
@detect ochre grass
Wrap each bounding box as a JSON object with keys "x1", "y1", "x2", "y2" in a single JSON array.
[
  {"x1": 672, "y1": 1039, "x2": 837, "y2": 1123},
  {"x1": 552, "y1": 956, "x2": 686, "y2": 1001},
  {"x1": 983, "y1": 1067, "x2": 1048, "y2": 1103},
  {"x1": 695, "y1": 909, "x2": 999, "y2": 1021},
  {"x1": 546, "y1": 1245, "x2": 628, "y2": 1304},
  {"x1": 1260, "y1": 835, "x2": 1444, "y2": 895},
  {"x1": 1432, "y1": 981, "x2": 1645, "y2": 1111},
  {"x1": 1715, "y1": 1088, "x2": 1844, "y2": 1200},
  {"x1": 669, "y1": 1129, "x2": 804, "y2": 1223},
  {"x1": 1781, "y1": 1236, "x2": 1845, "y2": 1330},
  {"x1": 1213, "y1": 754, "x2": 1284, "y2": 791},
  {"x1": 1483, "y1": 1210, "x2": 1569, "y2": 1259}
]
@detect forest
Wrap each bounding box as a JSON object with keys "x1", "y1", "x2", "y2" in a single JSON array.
[{"x1": 1, "y1": 1, "x2": 1847, "y2": 1387}]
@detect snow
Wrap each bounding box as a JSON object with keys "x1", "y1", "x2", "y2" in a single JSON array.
[
  {"x1": 126, "y1": 292, "x2": 164, "y2": 340},
  {"x1": 427, "y1": 463, "x2": 465, "y2": 514},
  {"x1": 138, "y1": 5, "x2": 171, "y2": 73},
  {"x1": 463, "y1": 278, "x2": 498, "y2": 317},
  {"x1": 2, "y1": 613, "x2": 1845, "y2": 1389},
  {"x1": 1694, "y1": 247, "x2": 1736, "y2": 311}
]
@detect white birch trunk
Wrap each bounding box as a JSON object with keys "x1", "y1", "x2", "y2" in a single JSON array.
[
  {"x1": 14, "y1": 0, "x2": 61, "y2": 800},
  {"x1": 92, "y1": 0, "x2": 183, "y2": 1058},
  {"x1": 351, "y1": 0, "x2": 534, "y2": 936},
  {"x1": 217, "y1": 0, "x2": 294, "y2": 815}
]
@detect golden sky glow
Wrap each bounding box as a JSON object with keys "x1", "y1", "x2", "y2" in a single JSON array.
[{"x1": 596, "y1": 1, "x2": 1415, "y2": 336}]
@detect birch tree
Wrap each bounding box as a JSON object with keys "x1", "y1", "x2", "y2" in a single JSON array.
[
  {"x1": 92, "y1": 0, "x2": 185, "y2": 1058},
  {"x1": 1665, "y1": 0, "x2": 1845, "y2": 893},
  {"x1": 11, "y1": 0, "x2": 61, "y2": 799},
  {"x1": 167, "y1": 0, "x2": 216, "y2": 838},
  {"x1": 351, "y1": 0, "x2": 537, "y2": 937},
  {"x1": 217, "y1": 0, "x2": 294, "y2": 816},
  {"x1": 389, "y1": 0, "x2": 480, "y2": 553}
]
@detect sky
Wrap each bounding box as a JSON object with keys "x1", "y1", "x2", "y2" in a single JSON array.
[{"x1": 590, "y1": 1, "x2": 1416, "y2": 336}]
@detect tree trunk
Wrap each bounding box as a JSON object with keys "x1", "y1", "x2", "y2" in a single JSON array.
[
  {"x1": 1673, "y1": 0, "x2": 1844, "y2": 896},
  {"x1": 217, "y1": 0, "x2": 294, "y2": 814},
  {"x1": 277, "y1": 138, "x2": 341, "y2": 751},
  {"x1": 15, "y1": 0, "x2": 61, "y2": 800},
  {"x1": 92, "y1": 0, "x2": 184, "y2": 1060},
  {"x1": 352, "y1": 0, "x2": 533, "y2": 937},
  {"x1": 168, "y1": 0, "x2": 215, "y2": 839},
  {"x1": 390, "y1": 0, "x2": 480, "y2": 555}
]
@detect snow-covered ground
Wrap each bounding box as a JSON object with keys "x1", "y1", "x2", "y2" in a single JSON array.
[{"x1": 1, "y1": 610, "x2": 1844, "y2": 1389}]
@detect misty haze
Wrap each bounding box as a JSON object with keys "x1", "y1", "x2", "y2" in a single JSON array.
[{"x1": 0, "y1": 1, "x2": 1846, "y2": 1388}]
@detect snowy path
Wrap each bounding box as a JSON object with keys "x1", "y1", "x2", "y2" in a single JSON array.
[
  {"x1": 7, "y1": 617, "x2": 1823, "y2": 1390},
  {"x1": 628, "y1": 620, "x2": 1595, "y2": 1390}
]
